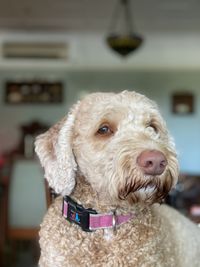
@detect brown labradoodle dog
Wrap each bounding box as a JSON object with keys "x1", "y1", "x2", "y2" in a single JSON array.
[{"x1": 35, "y1": 91, "x2": 200, "y2": 267}]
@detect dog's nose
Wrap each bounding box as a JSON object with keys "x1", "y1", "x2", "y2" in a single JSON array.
[{"x1": 137, "y1": 150, "x2": 167, "y2": 175}]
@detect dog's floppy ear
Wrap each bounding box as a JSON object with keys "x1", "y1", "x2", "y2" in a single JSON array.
[{"x1": 35, "y1": 103, "x2": 80, "y2": 196}]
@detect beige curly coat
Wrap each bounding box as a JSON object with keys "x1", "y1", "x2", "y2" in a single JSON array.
[{"x1": 35, "y1": 91, "x2": 200, "y2": 267}]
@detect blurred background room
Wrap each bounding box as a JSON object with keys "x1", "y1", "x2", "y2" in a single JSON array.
[{"x1": 0, "y1": 0, "x2": 200, "y2": 266}]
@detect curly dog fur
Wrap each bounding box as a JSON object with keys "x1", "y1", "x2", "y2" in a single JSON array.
[{"x1": 35, "y1": 91, "x2": 200, "y2": 267}]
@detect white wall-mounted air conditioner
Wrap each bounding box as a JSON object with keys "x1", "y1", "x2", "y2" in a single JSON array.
[{"x1": 2, "y1": 42, "x2": 68, "y2": 59}]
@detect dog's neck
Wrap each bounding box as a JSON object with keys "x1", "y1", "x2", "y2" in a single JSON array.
[
  {"x1": 66, "y1": 175, "x2": 154, "y2": 237},
  {"x1": 70, "y1": 175, "x2": 149, "y2": 215}
]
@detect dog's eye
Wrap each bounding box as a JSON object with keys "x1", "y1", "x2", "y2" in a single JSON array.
[
  {"x1": 147, "y1": 123, "x2": 158, "y2": 133},
  {"x1": 97, "y1": 125, "x2": 113, "y2": 136}
]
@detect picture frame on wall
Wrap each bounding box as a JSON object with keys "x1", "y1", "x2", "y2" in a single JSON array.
[
  {"x1": 172, "y1": 92, "x2": 194, "y2": 115},
  {"x1": 5, "y1": 81, "x2": 63, "y2": 104}
]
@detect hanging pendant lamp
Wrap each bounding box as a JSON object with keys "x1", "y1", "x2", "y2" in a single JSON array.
[{"x1": 106, "y1": 0, "x2": 143, "y2": 57}]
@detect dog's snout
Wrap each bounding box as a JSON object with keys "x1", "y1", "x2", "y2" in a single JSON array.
[{"x1": 137, "y1": 150, "x2": 167, "y2": 176}]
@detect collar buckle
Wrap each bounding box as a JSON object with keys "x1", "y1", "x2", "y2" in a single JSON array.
[{"x1": 63, "y1": 196, "x2": 97, "y2": 232}]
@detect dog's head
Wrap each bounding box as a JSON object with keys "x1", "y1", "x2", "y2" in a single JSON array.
[{"x1": 35, "y1": 91, "x2": 179, "y2": 204}]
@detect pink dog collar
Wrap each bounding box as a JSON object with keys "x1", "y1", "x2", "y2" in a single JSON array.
[
  {"x1": 89, "y1": 212, "x2": 134, "y2": 231},
  {"x1": 62, "y1": 196, "x2": 134, "y2": 232}
]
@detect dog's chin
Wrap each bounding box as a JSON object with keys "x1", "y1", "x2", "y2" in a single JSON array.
[
  {"x1": 127, "y1": 187, "x2": 166, "y2": 205},
  {"x1": 124, "y1": 189, "x2": 166, "y2": 205},
  {"x1": 118, "y1": 176, "x2": 173, "y2": 205}
]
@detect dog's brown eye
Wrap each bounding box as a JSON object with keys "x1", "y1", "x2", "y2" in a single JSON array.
[{"x1": 97, "y1": 125, "x2": 112, "y2": 135}]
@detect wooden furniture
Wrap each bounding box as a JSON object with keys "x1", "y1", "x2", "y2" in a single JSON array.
[
  {"x1": 0, "y1": 120, "x2": 50, "y2": 265},
  {"x1": 0, "y1": 155, "x2": 51, "y2": 266}
]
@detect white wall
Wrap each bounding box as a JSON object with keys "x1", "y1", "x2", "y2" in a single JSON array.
[
  {"x1": 1, "y1": 69, "x2": 200, "y2": 174},
  {"x1": 0, "y1": 31, "x2": 200, "y2": 174}
]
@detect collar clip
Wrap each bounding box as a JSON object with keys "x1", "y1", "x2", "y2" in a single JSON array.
[{"x1": 63, "y1": 196, "x2": 97, "y2": 232}]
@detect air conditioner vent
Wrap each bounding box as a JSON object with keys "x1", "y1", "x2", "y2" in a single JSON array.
[{"x1": 2, "y1": 42, "x2": 68, "y2": 59}]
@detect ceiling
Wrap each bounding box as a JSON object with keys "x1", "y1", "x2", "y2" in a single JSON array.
[{"x1": 0, "y1": 0, "x2": 199, "y2": 33}]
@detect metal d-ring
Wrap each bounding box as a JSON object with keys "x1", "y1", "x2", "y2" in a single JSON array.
[{"x1": 112, "y1": 210, "x2": 117, "y2": 233}]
